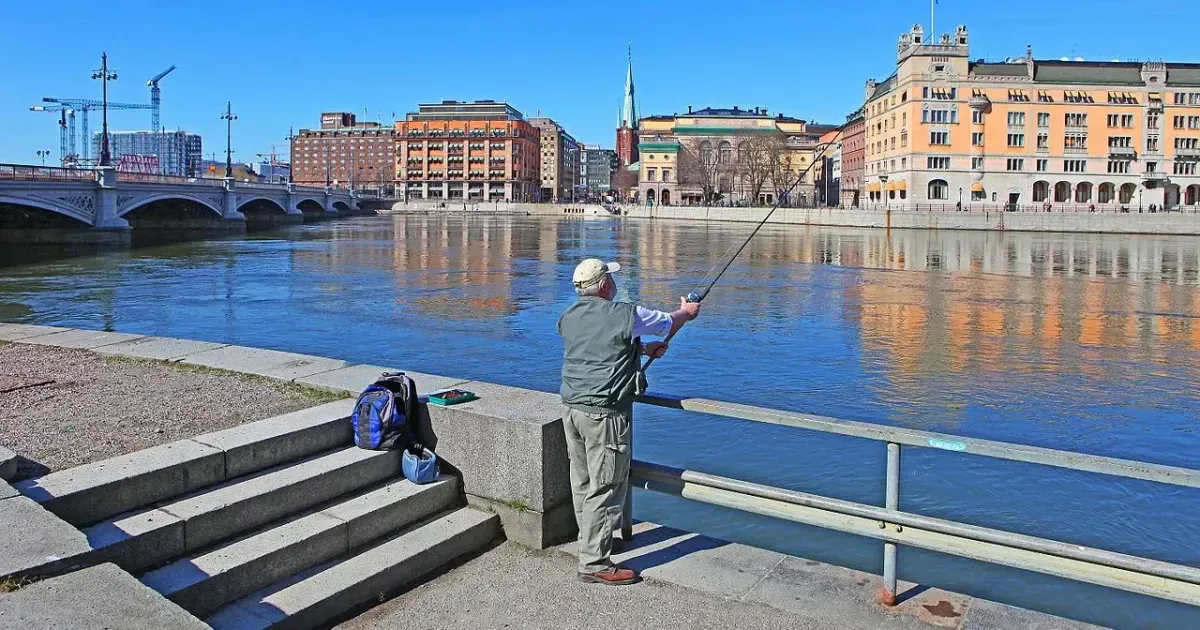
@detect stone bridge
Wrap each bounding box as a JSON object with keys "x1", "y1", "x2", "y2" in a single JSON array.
[{"x1": 0, "y1": 164, "x2": 360, "y2": 234}]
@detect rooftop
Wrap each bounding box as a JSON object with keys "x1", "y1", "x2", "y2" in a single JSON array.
[{"x1": 408, "y1": 100, "x2": 525, "y2": 122}]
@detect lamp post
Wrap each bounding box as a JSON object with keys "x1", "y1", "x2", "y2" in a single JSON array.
[
  {"x1": 285, "y1": 127, "x2": 295, "y2": 183},
  {"x1": 36, "y1": 150, "x2": 50, "y2": 166},
  {"x1": 91, "y1": 52, "x2": 117, "y2": 167},
  {"x1": 221, "y1": 102, "x2": 237, "y2": 178}
]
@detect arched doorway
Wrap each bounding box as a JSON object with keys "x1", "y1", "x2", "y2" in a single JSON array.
[
  {"x1": 1098, "y1": 183, "x2": 1115, "y2": 204},
  {"x1": 660, "y1": 189, "x2": 671, "y2": 205},
  {"x1": 1119, "y1": 183, "x2": 1136, "y2": 204},
  {"x1": 1033, "y1": 181, "x2": 1050, "y2": 203},
  {"x1": 1075, "y1": 182, "x2": 1093, "y2": 203},
  {"x1": 645, "y1": 189, "x2": 656, "y2": 205},
  {"x1": 928, "y1": 179, "x2": 948, "y2": 200},
  {"x1": 1186, "y1": 185, "x2": 1200, "y2": 206},
  {"x1": 1054, "y1": 182, "x2": 1071, "y2": 203}
]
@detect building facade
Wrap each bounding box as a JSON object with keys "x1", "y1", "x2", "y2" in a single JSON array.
[
  {"x1": 291, "y1": 113, "x2": 396, "y2": 189},
  {"x1": 840, "y1": 111, "x2": 866, "y2": 206},
  {"x1": 865, "y1": 24, "x2": 1200, "y2": 210},
  {"x1": 636, "y1": 106, "x2": 823, "y2": 207},
  {"x1": 395, "y1": 101, "x2": 541, "y2": 202},
  {"x1": 579, "y1": 145, "x2": 617, "y2": 197},
  {"x1": 94, "y1": 130, "x2": 202, "y2": 177},
  {"x1": 530, "y1": 118, "x2": 580, "y2": 202}
]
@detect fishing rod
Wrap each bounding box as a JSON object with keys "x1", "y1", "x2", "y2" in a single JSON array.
[{"x1": 636, "y1": 123, "x2": 852, "y2": 392}]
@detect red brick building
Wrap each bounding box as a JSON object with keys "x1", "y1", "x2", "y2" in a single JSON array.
[
  {"x1": 290, "y1": 113, "x2": 397, "y2": 190},
  {"x1": 840, "y1": 111, "x2": 866, "y2": 207}
]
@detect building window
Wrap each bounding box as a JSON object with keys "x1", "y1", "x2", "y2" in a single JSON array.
[
  {"x1": 1037, "y1": 133, "x2": 1049, "y2": 150},
  {"x1": 1007, "y1": 158, "x2": 1024, "y2": 171},
  {"x1": 1174, "y1": 116, "x2": 1185, "y2": 129},
  {"x1": 1034, "y1": 181, "x2": 1050, "y2": 201},
  {"x1": 972, "y1": 132, "x2": 984, "y2": 146},
  {"x1": 900, "y1": 131, "x2": 908, "y2": 147},
  {"x1": 928, "y1": 179, "x2": 949, "y2": 200},
  {"x1": 1036, "y1": 159, "x2": 1049, "y2": 172},
  {"x1": 1064, "y1": 159, "x2": 1087, "y2": 173},
  {"x1": 1175, "y1": 92, "x2": 1185, "y2": 105},
  {"x1": 1190, "y1": 116, "x2": 1200, "y2": 130},
  {"x1": 1148, "y1": 113, "x2": 1160, "y2": 130},
  {"x1": 972, "y1": 157, "x2": 984, "y2": 170},
  {"x1": 972, "y1": 110, "x2": 984, "y2": 124},
  {"x1": 1065, "y1": 134, "x2": 1088, "y2": 152},
  {"x1": 1148, "y1": 137, "x2": 1160, "y2": 152},
  {"x1": 1038, "y1": 91, "x2": 1054, "y2": 103},
  {"x1": 1007, "y1": 133, "x2": 1025, "y2": 148},
  {"x1": 1147, "y1": 162, "x2": 1157, "y2": 173},
  {"x1": 646, "y1": 168, "x2": 657, "y2": 181},
  {"x1": 1036, "y1": 112, "x2": 1050, "y2": 128},
  {"x1": 1176, "y1": 137, "x2": 1200, "y2": 150},
  {"x1": 1175, "y1": 162, "x2": 1197, "y2": 175},
  {"x1": 1066, "y1": 113, "x2": 1088, "y2": 127},
  {"x1": 1007, "y1": 112, "x2": 1026, "y2": 126},
  {"x1": 927, "y1": 156, "x2": 951, "y2": 169},
  {"x1": 1107, "y1": 160, "x2": 1131, "y2": 174},
  {"x1": 662, "y1": 168, "x2": 671, "y2": 182},
  {"x1": 1008, "y1": 90, "x2": 1030, "y2": 102},
  {"x1": 930, "y1": 131, "x2": 949, "y2": 145},
  {"x1": 1107, "y1": 114, "x2": 1119, "y2": 128}
]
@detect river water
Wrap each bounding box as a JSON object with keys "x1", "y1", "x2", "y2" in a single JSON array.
[{"x1": 1, "y1": 216, "x2": 1197, "y2": 628}]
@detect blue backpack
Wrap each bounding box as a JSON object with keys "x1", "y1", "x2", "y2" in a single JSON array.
[{"x1": 352, "y1": 372, "x2": 418, "y2": 450}]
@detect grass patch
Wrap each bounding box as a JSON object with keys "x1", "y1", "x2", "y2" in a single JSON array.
[
  {"x1": 500, "y1": 498, "x2": 529, "y2": 513},
  {"x1": 101, "y1": 355, "x2": 349, "y2": 404},
  {"x1": 0, "y1": 576, "x2": 33, "y2": 593}
]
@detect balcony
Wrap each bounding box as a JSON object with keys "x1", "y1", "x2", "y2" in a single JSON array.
[
  {"x1": 1108, "y1": 146, "x2": 1137, "y2": 158},
  {"x1": 968, "y1": 94, "x2": 991, "y2": 110},
  {"x1": 1064, "y1": 146, "x2": 1089, "y2": 155},
  {"x1": 1142, "y1": 171, "x2": 1168, "y2": 183},
  {"x1": 1176, "y1": 147, "x2": 1200, "y2": 159}
]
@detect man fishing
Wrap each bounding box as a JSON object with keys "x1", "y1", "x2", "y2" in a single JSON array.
[{"x1": 558, "y1": 258, "x2": 700, "y2": 585}]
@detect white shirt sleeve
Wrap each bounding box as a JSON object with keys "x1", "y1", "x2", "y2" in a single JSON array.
[{"x1": 633, "y1": 305, "x2": 673, "y2": 338}]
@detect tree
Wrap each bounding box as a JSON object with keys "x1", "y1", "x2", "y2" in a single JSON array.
[
  {"x1": 766, "y1": 136, "x2": 798, "y2": 206},
  {"x1": 611, "y1": 166, "x2": 638, "y2": 202},
  {"x1": 738, "y1": 136, "x2": 777, "y2": 204},
  {"x1": 679, "y1": 139, "x2": 728, "y2": 205}
]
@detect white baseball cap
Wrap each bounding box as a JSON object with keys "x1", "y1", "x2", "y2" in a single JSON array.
[{"x1": 572, "y1": 258, "x2": 621, "y2": 289}]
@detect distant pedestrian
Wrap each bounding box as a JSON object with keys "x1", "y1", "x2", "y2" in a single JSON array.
[{"x1": 558, "y1": 259, "x2": 699, "y2": 585}]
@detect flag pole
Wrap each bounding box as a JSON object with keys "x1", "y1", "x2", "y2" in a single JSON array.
[{"x1": 931, "y1": 0, "x2": 936, "y2": 39}]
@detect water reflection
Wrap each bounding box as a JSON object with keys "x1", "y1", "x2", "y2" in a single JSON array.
[{"x1": 2, "y1": 217, "x2": 1198, "y2": 628}]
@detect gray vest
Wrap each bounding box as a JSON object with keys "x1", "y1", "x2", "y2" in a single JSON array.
[{"x1": 558, "y1": 297, "x2": 639, "y2": 413}]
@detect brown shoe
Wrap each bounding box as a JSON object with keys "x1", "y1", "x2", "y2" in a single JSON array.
[{"x1": 578, "y1": 566, "x2": 639, "y2": 585}]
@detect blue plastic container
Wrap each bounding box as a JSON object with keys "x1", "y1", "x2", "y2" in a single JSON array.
[{"x1": 402, "y1": 447, "x2": 439, "y2": 484}]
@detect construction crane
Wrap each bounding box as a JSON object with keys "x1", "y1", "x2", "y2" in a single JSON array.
[
  {"x1": 30, "y1": 105, "x2": 77, "y2": 166},
  {"x1": 147, "y1": 65, "x2": 176, "y2": 166},
  {"x1": 41, "y1": 97, "x2": 153, "y2": 163}
]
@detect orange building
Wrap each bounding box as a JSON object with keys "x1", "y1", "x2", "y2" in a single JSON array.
[
  {"x1": 396, "y1": 101, "x2": 541, "y2": 202},
  {"x1": 864, "y1": 24, "x2": 1200, "y2": 210}
]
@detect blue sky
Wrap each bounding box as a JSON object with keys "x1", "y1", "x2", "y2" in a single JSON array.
[{"x1": 2, "y1": 0, "x2": 1197, "y2": 165}]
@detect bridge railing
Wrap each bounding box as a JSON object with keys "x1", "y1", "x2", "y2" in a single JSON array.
[
  {"x1": 117, "y1": 172, "x2": 226, "y2": 187},
  {"x1": 627, "y1": 393, "x2": 1200, "y2": 607},
  {"x1": 236, "y1": 181, "x2": 288, "y2": 191},
  {"x1": 0, "y1": 163, "x2": 95, "y2": 183}
]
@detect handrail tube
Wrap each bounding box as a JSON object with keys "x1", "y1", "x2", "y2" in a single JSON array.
[
  {"x1": 632, "y1": 461, "x2": 1200, "y2": 586},
  {"x1": 636, "y1": 394, "x2": 1200, "y2": 489},
  {"x1": 632, "y1": 462, "x2": 1200, "y2": 607}
]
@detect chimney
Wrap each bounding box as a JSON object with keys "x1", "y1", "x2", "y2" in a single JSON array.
[
  {"x1": 733, "y1": 105, "x2": 739, "y2": 112},
  {"x1": 1027, "y1": 44, "x2": 1035, "y2": 79},
  {"x1": 687, "y1": 105, "x2": 693, "y2": 114}
]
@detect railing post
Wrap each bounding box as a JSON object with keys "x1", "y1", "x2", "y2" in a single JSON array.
[
  {"x1": 621, "y1": 416, "x2": 634, "y2": 541},
  {"x1": 881, "y1": 442, "x2": 901, "y2": 606}
]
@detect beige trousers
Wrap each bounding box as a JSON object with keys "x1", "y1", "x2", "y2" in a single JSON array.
[{"x1": 562, "y1": 405, "x2": 631, "y2": 573}]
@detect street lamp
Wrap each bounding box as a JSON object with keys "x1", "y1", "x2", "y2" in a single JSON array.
[
  {"x1": 221, "y1": 102, "x2": 237, "y2": 178},
  {"x1": 36, "y1": 150, "x2": 50, "y2": 166},
  {"x1": 285, "y1": 127, "x2": 296, "y2": 184},
  {"x1": 91, "y1": 52, "x2": 117, "y2": 167}
]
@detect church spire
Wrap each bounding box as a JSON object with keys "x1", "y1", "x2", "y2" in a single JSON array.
[{"x1": 621, "y1": 44, "x2": 637, "y2": 130}]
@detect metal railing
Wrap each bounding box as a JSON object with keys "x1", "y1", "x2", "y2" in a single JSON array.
[
  {"x1": 624, "y1": 393, "x2": 1200, "y2": 607},
  {"x1": 119, "y1": 172, "x2": 226, "y2": 187},
  {"x1": 0, "y1": 163, "x2": 95, "y2": 182},
  {"x1": 845, "y1": 202, "x2": 1200, "y2": 214}
]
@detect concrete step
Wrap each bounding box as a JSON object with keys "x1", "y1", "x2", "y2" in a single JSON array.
[
  {"x1": 140, "y1": 476, "x2": 459, "y2": 617},
  {"x1": 206, "y1": 507, "x2": 499, "y2": 630},
  {"x1": 83, "y1": 446, "x2": 401, "y2": 573},
  {"x1": 16, "y1": 399, "x2": 356, "y2": 526}
]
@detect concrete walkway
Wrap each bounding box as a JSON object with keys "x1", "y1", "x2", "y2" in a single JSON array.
[{"x1": 340, "y1": 532, "x2": 1105, "y2": 630}]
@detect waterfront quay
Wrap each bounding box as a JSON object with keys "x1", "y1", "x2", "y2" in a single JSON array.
[{"x1": 0, "y1": 325, "x2": 1149, "y2": 629}]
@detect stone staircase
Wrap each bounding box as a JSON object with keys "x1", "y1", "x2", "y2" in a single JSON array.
[{"x1": 11, "y1": 399, "x2": 499, "y2": 629}]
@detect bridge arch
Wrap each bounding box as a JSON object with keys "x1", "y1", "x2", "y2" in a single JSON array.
[
  {"x1": 0, "y1": 195, "x2": 93, "y2": 227},
  {"x1": 237, "y1": 196, "x2": 288, "y2": 215},
  {"x1": 119, "y1": 193, "x2": 223, "y2": 219},
  {"x1": 332, "y1": 200, "x2": 351, "y2": 214}
]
